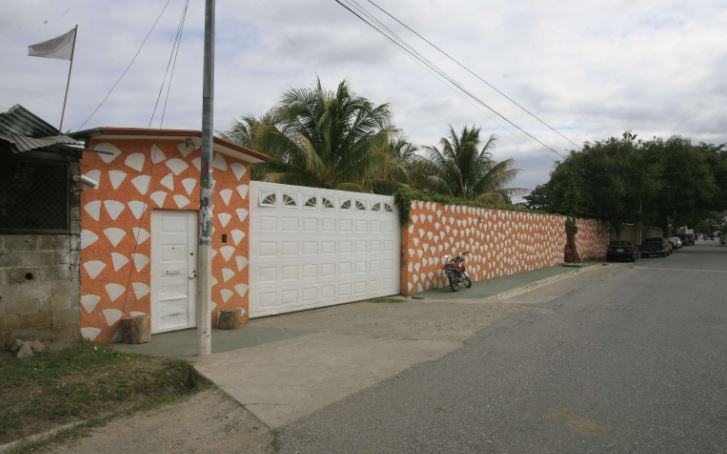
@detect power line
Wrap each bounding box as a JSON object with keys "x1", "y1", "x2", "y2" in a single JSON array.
[
  {"x1": 76, "y1": 0, "x2": 173, "y2": 130},
  {"x1": 159, "y1": 0, "x2": 189, "y2": 128},
  {"x1": 149, "y1": 0, "x2": 189, "y2": 127},
  {"x1": 333, "y1": 0, "x2": 567, "y2": 159},
  {"x1": 365, "y1": 0, "x2": 581, "y2": 149}
]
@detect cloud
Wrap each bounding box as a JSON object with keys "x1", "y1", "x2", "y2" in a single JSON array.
[{"x1": 2, "y1": 0, "x2": 726, "y2": 192}]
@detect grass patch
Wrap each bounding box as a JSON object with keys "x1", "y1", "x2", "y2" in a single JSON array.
[
  {"x1": 369, "y1": 297, "x2": 407, "y2": 304},
  {"x1": 0, "y1": 342, "x2": 205, "y2": 447}
]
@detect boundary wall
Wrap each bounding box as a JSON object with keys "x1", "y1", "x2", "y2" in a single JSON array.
[{"x1": 401, "y1": 200, "x2": 609, "y2": 295}]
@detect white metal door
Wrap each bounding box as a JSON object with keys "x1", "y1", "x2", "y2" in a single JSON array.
[
  {"x1": 250, "y1": 182, "x2": 400, "y2": 318},
  {"x1": 151, "y1": 210, "x2": 197, "y2": 333}
]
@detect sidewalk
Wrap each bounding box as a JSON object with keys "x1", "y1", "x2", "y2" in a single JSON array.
[{"x1": 120, "y1": 263, "x2": 603, "y2": 429}]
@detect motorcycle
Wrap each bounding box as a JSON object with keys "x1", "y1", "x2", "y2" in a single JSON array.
[{"x1": 443, "y1": 251, "x2": 472, "y2": 291}]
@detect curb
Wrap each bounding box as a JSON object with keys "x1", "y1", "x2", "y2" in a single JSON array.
[
  {"x1": 488, "y1": 263, "x2": 607, "y2": 301},
  {"x1": 0, "y1": 421, "x2": 83, "y2": 454}
]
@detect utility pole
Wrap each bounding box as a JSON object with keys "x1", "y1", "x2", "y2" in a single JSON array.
[{"x1": 197, "y1": 0, "x2": 215, "y2": 356}]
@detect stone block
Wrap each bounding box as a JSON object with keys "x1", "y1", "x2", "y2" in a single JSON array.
[
  {"x1": 2, "y1": 282, "x2": 52, "y2": 315},
  {"x1": 1, "y1": 267, "x2": 50, "y2": 285},
  {"x1": 70, "y1": 206, "x2": 81, "y2": 222},
  {"x1": 52, "y1": 308, "x2": 79, "y2": 326},
  {"x1": 0, "y1": 251, "x2": 54, "y2": 268},
  {"x1": 0, "y1": 314, "x2": 20, "y2": 331},
  {"x1": 2, "y1": 235, "x2": 37, "y2": 251},
  {"x1": 50, "y1": 280, "x2": 79, "y2": 310},
  {"x1": 20, "y1": 311, "x2": 52, "y2": 328},
  {"x1": 39, "y1": 235, "x2": 71, "y2": 250}
]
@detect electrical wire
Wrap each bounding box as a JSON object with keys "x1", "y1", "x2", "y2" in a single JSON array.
[
  {"x1": 333, "y1": 0, "x2": 567, "y2": 159},
  {"x1": 76, "y1": 0, "x2": 173, "y2": 130},
  {"x1": 149, "y1": 0, "x2": 189, "y2": 128},
  {"x1": 159, "y1": 0, "x2": 189, "y2": 128},
  {"x1": 365, "y1": 0, "x2": 581, "y2": 149}
]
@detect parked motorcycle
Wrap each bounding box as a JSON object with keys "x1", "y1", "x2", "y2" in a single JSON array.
[{"x1": 443, "y1": 252, "x2": 472, "y2": 291}]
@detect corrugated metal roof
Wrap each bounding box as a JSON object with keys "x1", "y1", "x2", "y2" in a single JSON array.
[
  {"x1": 0, "y1": 104, "x2": 58, "y2": 137},
  {"x1": 0, "y1": 104, "x2": 82, "y2": 154}
]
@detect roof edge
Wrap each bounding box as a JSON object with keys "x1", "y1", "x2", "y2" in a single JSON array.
[{"x1": 71, "y1": 127, "x2": 269, "y2": 163}]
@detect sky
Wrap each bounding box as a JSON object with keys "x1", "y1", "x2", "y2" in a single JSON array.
[{"x1": 2, "y1": 0, "x2": 727, "y2": 193}]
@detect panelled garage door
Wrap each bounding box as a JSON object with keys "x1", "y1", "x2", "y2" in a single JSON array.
[{"x1": 249, "y1": 182, "x2": 400, "y2": 318}]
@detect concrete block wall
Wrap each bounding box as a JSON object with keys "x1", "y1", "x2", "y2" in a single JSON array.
[{"x1": 0, "y1": 162, "x2": 81, "y2": 345}]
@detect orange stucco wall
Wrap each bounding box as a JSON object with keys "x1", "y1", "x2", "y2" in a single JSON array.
[
  {"x1": 400, "y1": 201, "x2": 609, "y2": 295},
  {"x1": 79, "y1": 138, "x2": 250, "y2": 343}
]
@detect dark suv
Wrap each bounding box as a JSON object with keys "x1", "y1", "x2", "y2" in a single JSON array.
[
  {"x1": 640, "y1": 237, "x2": 671, "y2": 257},
  {"x1": 607, "y1": 240, "x2": 639, "y2": 262}
]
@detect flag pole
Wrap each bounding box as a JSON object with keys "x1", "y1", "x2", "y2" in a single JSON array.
[{"x1": 58, "y1": 25, "x2": 77, "y2": 133}]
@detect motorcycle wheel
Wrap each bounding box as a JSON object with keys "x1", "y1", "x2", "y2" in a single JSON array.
[
  {"x1": 464, "y1": 277, "x2": 472, "y2": 288},
  {"x1": 448, "y1": 274, "x2": 458, "y2": 292}
]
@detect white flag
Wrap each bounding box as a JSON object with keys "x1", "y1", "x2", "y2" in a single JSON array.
[{"x1": 28, "y1": 28, "x2": 76, "y2": 60}]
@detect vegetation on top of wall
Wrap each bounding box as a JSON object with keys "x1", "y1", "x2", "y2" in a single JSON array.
[{"x1": 394, "y1": 187, "x2": 537, "y2": 226}]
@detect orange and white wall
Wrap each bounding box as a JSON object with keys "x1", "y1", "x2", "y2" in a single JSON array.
[
  {"x1": 78, "y1": 135, "x2": 252, "y2": 343},
  {"x1": 400, "y1": 201, "x2": 609, "y2": 295}
]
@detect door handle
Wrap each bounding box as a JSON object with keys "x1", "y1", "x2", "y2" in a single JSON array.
[{"x1": 189, "y1": 270, "x2": 197, "y2": 279}]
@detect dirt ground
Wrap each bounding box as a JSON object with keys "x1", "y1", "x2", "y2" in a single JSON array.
[{"x1": 40, "y1": 389, "x2": 274, "y2": 454}]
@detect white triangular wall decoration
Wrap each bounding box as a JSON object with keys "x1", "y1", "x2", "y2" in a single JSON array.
[
  {"x1": 234, "y1": 283, "x2": 248, "y2": 297},
  {"x1": 212, "y1": 153, "x2": 227, "y2": 170},
  {"x1": 131, "y1": 227, "x2": 150, "y2": 244},
  {"x1": 235, "y1": 208, "x2": 248, "y2": 222},
  {"x1": 103, "y1": 200, "x2": 125, "y2": 220},
  {"x1": 80, "y1": 294, "x2": 101, "y2": 313},
  {"x1": 219, "y1": 189, "x2": 232, "y2": 205},
  {"x1": 173, "y1": 194, "x2": 190, "y2": 208},
  {"x1": 96, "y1": 143, "x2": 121, "y2": 163},
  {"x1": 236, "y1": 184, "x2": 248, "y2": 200},
  {"x1": 182, "y1": 178, "x2": 197, "y2": 195},
  {"x1": 230, "y1": 162, "x2": 246, "y2": 181},
  {"x1": 108, "y1": 170, "x2": 127, "y2": 190},
  {"x1": 103, "y1": 227, "x2": 126, "y2": 247},
  {"x1": 160, "y1": 173, "x2": 174, "y2": 191},
  {"x1": 231, "y1": 229, "x2": 245, "y2": 245},
  {"x1": 218, "y1": 212, "x2": 232, "y2": 228},
  {"x1": 151, "y1": 144, "x2": 167, "y2": 164},
  {"x1": 220, "y1": 289, "x2": 233, "y2": 303},
  {"x1": 81, "y1": 230, "x2": 99, "y2": 250},
  {"x1": 124, "y1": 153, "x2": 145, "y2": 172},
  {"x1": 131, "y1": 175, "x2": 150, "y2": 195},
  {"x1": 235, "y1": 256, "x2": 248, "y2": 271},
  {"x1": 84, "y1": 200, "x2": 101, "y2": 221},
  {"x1": 165, "y1": 158, "x2": 188, "y2": 175},
  {"x1": 111, "y1": 252, "x2": 128, "y2": 271},
  {"x1": 219, "y1": 246, "x2": 234, "y2": 261},
  {"x1": 150, "y1": 191, "x2": 167, "y2": 207},
  {"x1": 104, "y1": 283, "x2": 126, "y2": 302},
  {"x1": 128, "y1": 201, "x2": 148, "y2": 220},
  {"x1": 81, "y1": 327, "x2": 101, "y2": 341},
  {"x1": 132, "y1": 282, "x2": 150, "y2": 299},
  {"x1": 102, "y1": 308, "x2": 123, "y2": 326},
  {"x1": 221, "y1": 268, "x2": 234, "y2": 282},
  {"x1": 132, "y1": 253, "x2": 150, "y2": 271},
  {"x1": 83, "y1": 260, "x2": 106, "y2": 279}
]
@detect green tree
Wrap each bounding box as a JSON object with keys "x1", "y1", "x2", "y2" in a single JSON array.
[
  {"x1": 423, "y1": 125, "x2": 519, "y2": 203},
  {"x1": 229, "y1": 78, "x2": 394, "y2": 192}
]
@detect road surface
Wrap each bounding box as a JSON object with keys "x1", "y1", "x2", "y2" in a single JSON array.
[{"x1": 277, "y1": 242, "x2": 727, "y2": 453}]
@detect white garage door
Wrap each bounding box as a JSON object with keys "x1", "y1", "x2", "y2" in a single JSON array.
[{"x1": 250, "y1": 182, "x2": 400, "y2": 317}]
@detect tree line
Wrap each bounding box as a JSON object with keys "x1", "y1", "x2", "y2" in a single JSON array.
[
  {"x1": 223, "y1": 79, "x2": 519, "y2": 204},
  {"x1": 524, "y1": 132, "x2": 727, "y2": 231}
]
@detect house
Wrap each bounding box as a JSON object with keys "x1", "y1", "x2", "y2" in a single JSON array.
[
  {"x1": 0, "y1": 105, "x2": 84, "y2": 345},
  {"x1": 72, "y1": 127, "x2": 267, "y2": 343}
]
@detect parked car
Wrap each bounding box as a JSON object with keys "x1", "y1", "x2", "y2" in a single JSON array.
[
  {"x1": 606, "y1": 240, "x2": 639, "y2": 262},
  {"x1": 640, "y1": 237, "x2": 671, "y2": 257},
  {"x1": 677, "y1": 233, "x2": 695, "y2": 246},
  {"x1": 669, "y1": 237, "x2": 683, "y2": 249}
]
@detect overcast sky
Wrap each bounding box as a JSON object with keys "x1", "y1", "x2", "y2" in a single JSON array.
[{"x1": 2, "y1": 0, "x2": 726, "y2": 192}]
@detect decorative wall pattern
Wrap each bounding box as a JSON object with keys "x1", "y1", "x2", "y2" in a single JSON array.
[
  {"x1": 400, "y1": 201, "x2": 609, "y2": 295},
  {"x1": 79, "y1": 139, "x2": 250, "y2": 343},
  {"x1": 575, "y1": 219, "x2": 610, "y2": 261}
]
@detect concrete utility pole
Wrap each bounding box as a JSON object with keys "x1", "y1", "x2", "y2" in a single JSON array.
[{"x1": 197, "y1": 0, "x2": 215, "y2": 356}]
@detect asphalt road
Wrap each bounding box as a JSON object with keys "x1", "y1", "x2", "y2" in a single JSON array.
[{"x1": 276, "y1": 241, "x2": 727, "y2": 453}]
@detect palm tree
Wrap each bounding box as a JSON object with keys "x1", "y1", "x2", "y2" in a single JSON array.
[
  {"x1": 424, "y1": 125, "x2": 519, "y2": 203},
  {"x1": 238, "y1": 78, "x2": 394, "y2": 192}
]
